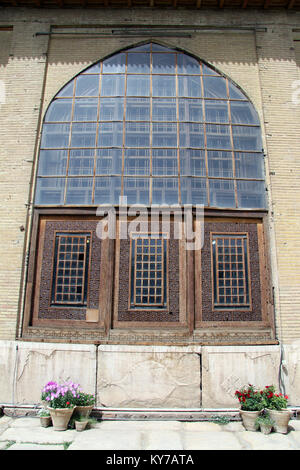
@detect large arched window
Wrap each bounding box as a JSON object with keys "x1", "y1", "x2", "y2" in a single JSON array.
[{"x1": 35, "y1": 42, "x2": 266, "y2": 209}]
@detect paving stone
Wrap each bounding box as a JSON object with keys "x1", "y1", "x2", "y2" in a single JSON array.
[
  {"x1": 143, "y1": 430, "x2": 184, "y2": 450},
  {"x1": 182, "y1": 421, "x2": 222, "y2": 432},
  {"x1": 182, "y1": 431, "x2": 243, "y2": 450},
  {"x1": 9, "y1": 417, "x2": 40, "y2": 428},
  {"x1": 288, "y1": 431, "x2": 300, "y2": 448},
  {"x1": 97, "y1": 420, "x2": 182, "y2": 431},
  {"x1": 238, "y1": 430, "x2": 297, "y2": 450},
  {"x1": 7, "y1": 443, "x2": 65, "y2": 450},
  {"x1": 289, "y1": 420, "x2": 300, "y2": 431},
  {"x1": 0, "y1": 441, "x2": 11, "y2": 450},
  {"x1": 0, "y1": 426, "x2": 76, "y2": 444},
  {"x1": 68, "y1": 428, "x2": 142, "y2": 450},
  {"x1": 221, "y1": 421, "x2": 245, "y2": 432}
]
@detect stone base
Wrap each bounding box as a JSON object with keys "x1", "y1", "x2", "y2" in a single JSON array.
[{"x1": 0, "y1": 340, "x2": 299, "y2": 408}]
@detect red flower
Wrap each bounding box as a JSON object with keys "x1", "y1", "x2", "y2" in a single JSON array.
[{"x1": 66, "y1": 402, "x2": 70, "y2": 405}]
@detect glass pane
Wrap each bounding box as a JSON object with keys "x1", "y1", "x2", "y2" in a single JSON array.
[
  {"x1": 206, "y1": 124, "x2": 231, "y2": 150},
  {"x1": 126, "y1": 98, "x2": 150, "y2": 121},
  {"x1": 127, "y1": 53, "x2": 150, "y2": 73},
  {"x1": 45, "y1": 99, "x2": 72, "y2": 122},
  {"x1": 124, "y1": 149, "x2": 150, "y2": 175},
  {"x1": 202, "y1": 63, "x2": 218, "y2": 75},
  {"x1": 205, "y1": 100, "x2": 229, "y2": 123},
  {"x1": 35, "y1": 177, "x2": 66, "y2": 205},
  {"x1": 232, "y1": 125, "x2": 262, "y2": 151},
  {"x1": 96, "y1": 149, "x2": 122, "y2": 175},
  {"x1": 152, "y1": 122, "x2": 177, "y2": 147},
  {"x1": 152, "y1": 149, "x2": 178, "y2": 175},
  {"x1": 98, "y1": 122, "x2": 123, "y2": 147},
  {"x1": 203, "y1": 76, "x2": 227, "y2": 99},
  {"x1": 230, "y1": 101, "x2": 260, "y2": 125},
  {"x1": 123, "y1": 177, "x2": 150, "y2": 205},
  {"x1": 177, "y1": 54, "x2": 201, "y2": 74},
  {"x1": 38, "y1": 150, "x2": 68, "y2": 176},
  {"x1": 41, "y1": 124, "x2": 70, "y2": 148},
  {"x1": 127, "y1": 75, "x2": 150, "y2": 96},
  {"x1": 68, "y1": 149, "x2": 95, "y2": 175},
  {"x1": 131, "y1": 44, "x2": 152, "y2": 52},
  {"x1": 151, "y1": 44, "x2": 172, "y2": 52},
  {"x1": 101, "y1": 75, "x2": 125, "y2": 96},
  {"x1": 207, "y1": 151, "x2": 233, "y2": 178},
  {"x1": 180, "y1": 149, "x2": 206, "y2": 176},
  {"x1": 152, "y1": 76, "x2": 176, "y2": 97},
  {"x1": 94, "y1": 176, "x2": 121, "y2": 205},
  {"x1": 57, "y1": 81, "x2": 74, "y2": 98},
  {"x1": 181, "y1": 177, "x2": 207, "y2": 205},
  {"x1": 237, "y1": 180, "x2": 266, "y2": 208},
  {"x1": 152, "y1": 178, "x2": 178, "y2": 204},
  {"x1": 82, "y1": 62, "x2": 101, "y2": 74},
  {"x1": 73, "y1": 98, "x2": 98, "y2": 121},
  {"x1": 152, "y1": 53, "x2": 176, "y2": 74},
  {"x1": 178, "y1": 76, "x2": 201, "y2": 97},
  {"x1": 125, "y1": 123, "x2": 150, "y2": 147},
  {"x1": 228, "y1": 81, "x2": 247, "y2": 100},
  {"x1": 209, "y1": 179, "x2": 235, "y2": 208},
  {"x1": 75, "y1": 75, "x2": 100, "y2": 96},
  {"x1": 179, "y1": 123, "x2": 204, "y2": 148},
  {"x1": 179, "y1": 99, "x2": 202, "y2": 122},
  {"x1": 70, "y1": 123, "x2": 97, "y2": 147},
  {"x1": 99, "y1": 97, "x2": 124, "y2": 120},
  {"x1": 152, "y1": 98, "x2": 177, "y2": 121},
  {"x1": 102, "y1": 53, "x2": 126, "y2": 73},
  {"x1": 235, "y1": 152, "x2": 264, "y2": 179},
  {"x1": 65, "y1": 177, "x2": 93, "y2": 204}
]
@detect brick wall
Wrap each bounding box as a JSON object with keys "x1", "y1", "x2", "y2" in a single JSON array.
[{"x1": 0, "y1": 9, "x2": 299, "y2": 344}]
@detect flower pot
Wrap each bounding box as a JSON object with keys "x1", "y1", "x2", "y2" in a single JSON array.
[
  {"x1": 268, "y1": 409, "x2": 291, "y2": 434},
  {"x1": 40, "y1": 416, "x2": 52, "y2": 428},
  {"x1": 259, "y1": 423, "x2": 272, "y2": 435},
  {"x1": 74, "y1": 405, "x2": 93, "y2": 419},
  {"x1": 75, "y1": 419, "x2": 88, "y2": 432},
  {"x1": 240, "y1": 410, "x2": 261, "y2": 431},
  {"x1": 47, "y1": 407, "x2": 75, "y2": 431}
]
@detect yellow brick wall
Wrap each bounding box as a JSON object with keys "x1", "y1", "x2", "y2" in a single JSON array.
[{"x1": 0, "y1": 9, "x2": 299, "y2": 344}]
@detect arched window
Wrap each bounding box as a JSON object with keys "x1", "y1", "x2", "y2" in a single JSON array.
[{"x1": 35, "y1": 42, "x2": 266, "y2": 209}]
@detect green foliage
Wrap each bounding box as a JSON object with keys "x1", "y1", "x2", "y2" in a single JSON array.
[
  {"x1": 74, "y1": 391, "x2": 95, "y2": 407},
  {"x1": 234, "y1": 384, "x2": 264, "y2": 411},
  {"x1": 255, "y1": 411, "x2": 275, "y2": 428},
  {"x1": 260, "y1": 385, "x2": 288, "y2": 410}
]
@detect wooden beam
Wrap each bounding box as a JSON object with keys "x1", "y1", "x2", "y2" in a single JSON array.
[
  {"x1": 241, "y1": 0, "x2": 248, "y2": 8},
  {"x1": 219, "y1": 0, "x2": 225, "y2": 7},
  {"x1": 287, "y1": 0, "x2": 295, "y2": 8},
  {"x1": 150, "y1": 0, "x2": 154, "y2": 6},
  {"x1": 173, "y1": 0, "x2": 177, "y2": 7},
  {"x1": 196, "y1": 0, "x2": 202, "y2": 7},
  {"x1": 264, "y1": 0, "x2": 271, "y2": 8}
]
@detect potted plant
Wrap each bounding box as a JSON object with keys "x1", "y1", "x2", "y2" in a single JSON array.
[
  {"x1": 74, "y1": 415, "x2": 89, "y2": 432},
  {"x1": 73, "y1": 391, "x2": 95, "y2": 420},
  {"x1": 38, "y1": 408, "x2": 52, "y2": 428},
  {"x1": 41, "y1": 380, "x2": 79, "y2": 431},
  {"x1": 261, "y1": 385, "x2": 291, "y2": 434},
  {"x1": 235, "y1": 384, "x2": 264, "y2": 431},
  {"x1": 255, "y1": 411, "x2": 275, "y2": 435}
]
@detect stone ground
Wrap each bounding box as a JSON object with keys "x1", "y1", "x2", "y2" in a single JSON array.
[{"x1": 1, "y1": 415, "x2": 300, "y2": 451}]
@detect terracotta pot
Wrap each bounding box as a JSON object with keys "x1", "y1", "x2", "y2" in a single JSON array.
[
  {"x1": 74, "y1": 405, "x2": 93, "y2": 419},
  {"x1": 40, "y1": 416, "x2": 52, "y2": 428},
  {"x1": 268, "y1": 409, "x2": 291, "y2": 434},
  {"x1": 259, "y1": 423, "x2": 272, "y2": 435},
  {"x1": 240, "y1": 409, "x2": 261, "y2": 431},
  {"x1": 48, "y1": 407, "x2": 75, "y2": 431},
  {"x1": 75, "y1": 419, "x2": 88, "y2": 432}
]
